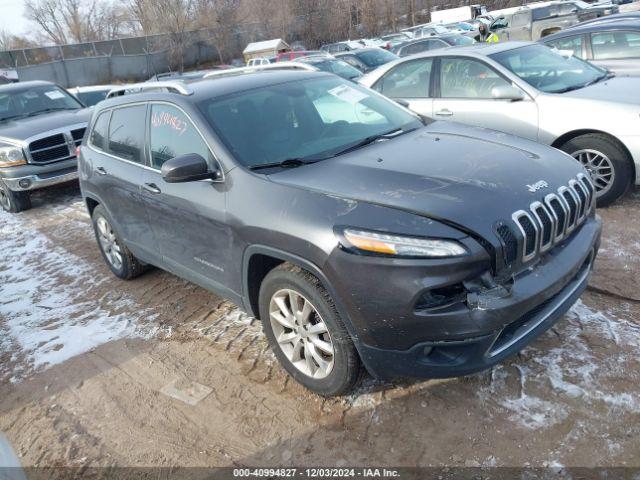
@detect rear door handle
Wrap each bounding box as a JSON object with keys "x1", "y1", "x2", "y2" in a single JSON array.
[
  {"x1": 435, "y1": 109, "x2": 453, "y2": 117},
  {"x1": 142, "y1": 183, "x2": 161, "y2": 194},
  {"x1": 95, "y1": 166, "x2": 107, "y2": 175}
]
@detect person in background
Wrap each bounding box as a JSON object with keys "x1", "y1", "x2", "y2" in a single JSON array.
[{"x1": 475, "y1": 23, "x2": 499, "y2": 43}]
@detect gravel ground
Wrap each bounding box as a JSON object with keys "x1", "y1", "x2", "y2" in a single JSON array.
[{"x1": 1, "y1": 183, "x2": 639, "y2": 473}]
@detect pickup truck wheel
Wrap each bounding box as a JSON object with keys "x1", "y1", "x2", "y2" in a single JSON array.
[
  {"x1": 560, "y1": 133, "x2": 632, "y2": 207},
  {"x1": 0, "y1": 180, "x2": 31, "y2": 213},
  {"x1": 91, "y1": 204, "x2": 148, "y2": 280},
  {"x1": 259, "y1": 263, "x2": 361, "y2": 396}
]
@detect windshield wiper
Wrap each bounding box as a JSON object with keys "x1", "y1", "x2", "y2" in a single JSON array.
[
  {"x1": 26, "y1": 107, "x2": 77, "y2": 117},
  {"x1": 553, "y1": 72, "x2": 613, "y2": 93},
  {"x1": 249, "y1": 158, "x2": 314, "y2": 171},
  {"x1": 330, "y1": 127, "x2": 417, "y2": 157}
]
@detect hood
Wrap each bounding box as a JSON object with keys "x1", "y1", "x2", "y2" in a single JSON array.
[
  {"x1": 562, "y1": 76, "x2": 640, "y2": 105},
  {"x1": 268, "y1": 122, "x2": 586, "y2": 243},
  {"x1": 0, "y1": 108, "x2": 92, "y2": 143}
]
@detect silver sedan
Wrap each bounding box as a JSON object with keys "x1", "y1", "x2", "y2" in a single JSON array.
[{"x1": 359, "y1": 41, "x2": 640, "y2": 205}]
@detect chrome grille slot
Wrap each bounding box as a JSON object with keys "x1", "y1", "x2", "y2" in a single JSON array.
[
  {"x1": 506, "y1": 176, "x2": 592, "y2": 264},
  {"x1": 531, "y1": 202, "x2": 553, "y2": 252},
  {"x1": 513, "y1": 211, "x2": 538, "y2": 262}
]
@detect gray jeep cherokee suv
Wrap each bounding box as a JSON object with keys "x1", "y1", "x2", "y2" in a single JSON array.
[
  {"x1": 0, "y1": 81, "x2": 91, "y2": 212},
  {"x1": 79, "y1": 71, "x2": 601, "y2": 396}
]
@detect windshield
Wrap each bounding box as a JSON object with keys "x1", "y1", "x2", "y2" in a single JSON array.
[
  {"x1": 490, "y1": 44, "x2": 607, "y2": 93},
  {"x1": 356, "y1": 49, "x2": 399, "y2": 67},
  {"x1": 310, "y1": 59, "x2": 362, "y2": 79},
  {"x1": 0, "y1": 85, "x2": 82, "y2": 122},
  {"x1": 198, "y1": 76, "x2": 422, "y2": 169},
  {"x1": 443, "y1": 35, "x2": 475, "y2": 46},
  {"x1": 76, "y1": 90, "x2": 109, "y2": 107}
]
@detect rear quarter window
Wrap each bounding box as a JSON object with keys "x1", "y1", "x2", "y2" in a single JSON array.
[
  {"x1": 107, "y1": 105, "x2": 147, "y2": 164},
  {"x1": 89, "y1": 110, "x2": 111, "y2": 151}
]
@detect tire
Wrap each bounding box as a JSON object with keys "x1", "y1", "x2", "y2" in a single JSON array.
[
  {"x1": 259, "y1": 263, "x2": 361, "y2": 396},
  {"x1": 0, "y1": 180, "x2": 31, "y2": 213},
  {"x1": 91, "y1": 204, "x2": 148, "y2": 280},
  {"x1": 560, "y1": 133, "x2": 633, "y2": 207}
]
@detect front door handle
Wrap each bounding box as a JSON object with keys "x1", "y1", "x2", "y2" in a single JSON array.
[
  {"x1": 142, "y1": 183, "x2": 161, "y2": 194},
  {"x1": 435, "y1": 109, "x2": 453, "y2": 117},
  {"x1": 95, "y1": 166, "x2": 107, "y2": 175}
]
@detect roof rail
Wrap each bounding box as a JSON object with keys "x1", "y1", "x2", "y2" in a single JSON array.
[
  {"x1": 203, "y1": 62, "x2": 318, "y2": 79},
  {"x1": 106, "y1": 81, "x2": 193, "y2": 99}
]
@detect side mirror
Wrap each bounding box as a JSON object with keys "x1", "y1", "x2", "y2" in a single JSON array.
[
  {"x1": 161, "y1": 153, "x2": 221, "y2": 183},
  {"x1": 491, "y1": 85, "x2": 526, "y2": 101}
]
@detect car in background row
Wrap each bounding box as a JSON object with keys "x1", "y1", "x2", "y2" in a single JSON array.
[
  {"x1": 80, "y1": 71, "x2": 601, "y2": 396},
  {"x1": 393, "y1": 35, "x2": 475, "y2": 57},
  {"x1": 360, "y1": 42, "x2": 640, "y2": 206},
  {"x1": 377, "y1": 32, "x2": 413, "y2": 50},
  {"x1": 542, "y1": 20, "x2": 640, "y2": 76},
  {"x1": 68, "y1": 85, "x2": 119, "y2": 107},
  {"x1": 489, "y1": 3, "x2": 581, "y2": 40},
  {"x1": 147, "y1": 70, "x2": 226, "y2": 82},
  {"x1": 0, "y1": 81, "x2": 91, "y2": 212},
  {"x1": 334, "y1": 47, "x2": 399, "y2": 73},
  {"x1": 294, "y1": 56, "x2": 363, "y2": 81},
  {"x1": 276, "y1": 50, "x2": 329, "y2": 61}
]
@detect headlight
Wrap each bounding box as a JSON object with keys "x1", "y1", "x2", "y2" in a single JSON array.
[
  {"x1": 0, "y1": 144, "x2": 26, "y2": 168},
  {"x1": 342, "y1": 228, "x2": 468, "y2": 258}
]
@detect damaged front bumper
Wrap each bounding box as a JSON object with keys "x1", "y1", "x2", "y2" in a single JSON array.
[{"x1": 329, "y1": 216, "x2": 602, "y2": 380}]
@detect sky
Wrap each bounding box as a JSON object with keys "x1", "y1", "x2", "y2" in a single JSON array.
[{"x1": 0, "y1": 0, "x2": 29, "y2": 36}]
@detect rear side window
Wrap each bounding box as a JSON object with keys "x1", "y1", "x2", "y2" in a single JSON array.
[
  {"x1": 546, "y1": 35, "x2": 584, "y2": 58},
  {"x1": 374, "y1": 59, "x2": 433, "y2": 98},
  {"x1": 90, "y1": 111, "x2": 110, "y2": 151},
  {"x1": 591, "y1": 31, "x2": 640, "y2": 60},
  {"x1": 149, "y1": 104, "x2": 213, "y2": 169},
  {"x1": 108, "y1": 105, "x2": 146, "y2": 164}
]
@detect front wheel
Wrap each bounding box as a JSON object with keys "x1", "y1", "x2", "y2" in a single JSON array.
[
  {"x1": 0, "y1": 180, "x2": 31, "y2": 213},
  {"x1": 259, "y1": 263, "x2": 361, "y2": 396},
  {"x1": 560, "y1": 133, "x2": 633, "y2": 207}
]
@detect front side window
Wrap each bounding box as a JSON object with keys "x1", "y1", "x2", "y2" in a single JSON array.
[
  {"x1": 491, "y1": 44, "x2": 607, "y2": 93},
  {"x1": 149, "y1": 104, "x2": 214, "y2": 169},
  {"x1": 440, "y1": 58, "x2": 510, "y2": 98},
  {"x1": 108, "y1": 105, "x2": 146, "y2": 164},
  {"x1": 374, "y1": 59, "x2": 433, "y2": 98},
  {"x1": 90, "y1": 110, "x2": 110, "y2": 151},
  {"x1": 546, "y1": 35, "x2": 584, "y2": 58},
  {"x1": 591, "y1": 31, "x2": 640, "y2": 60},
  {"x1": 0, "y1": 85, "x2": 82, "y2": 123},
  {"x1": 198, "y1": 76, "x2": 421, "y2": 169}
]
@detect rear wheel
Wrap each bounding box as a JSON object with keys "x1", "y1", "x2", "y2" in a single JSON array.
[
  {"x1": 560, "y1": 133, "x2": 633, "y2": 207},
  {"x1": 0, "y1": 180, "x2": 31, "y2": 213},
  {"x1": 259, "y1": 263, "x2": 361, "y2": 396},
  {"x1": 91, "y1": 204, "x2": 148, "y2": 280}
]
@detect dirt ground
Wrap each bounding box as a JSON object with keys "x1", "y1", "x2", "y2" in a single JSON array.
[{"x1": 1, "y1": 183, "x2": 639, "y2": 474}]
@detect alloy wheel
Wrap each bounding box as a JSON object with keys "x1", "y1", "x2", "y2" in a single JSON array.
[
  {"x1": 269, "y1": 289, "x2": 335, "y2": 379},
  {"x1": 571, "y1": 149, "x2": 615, "y2": 197},
  {"x1": 96, "y1": 216, "x2": 123, "y2": 270}
]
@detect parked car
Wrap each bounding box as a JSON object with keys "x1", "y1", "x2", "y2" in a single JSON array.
[
  {"x1": 489, "y1": 3, "x2": 580, "y2": 40},
  {"x1": 414, "y1": 24, "x2": 453, "y2": 38},
  {"x1": 360, "y1": 42, "x2": 640, "y2": 205},
  {"x1": 148, "y1": 70, "x2": 214, "y2": 82},
  {"x1": 542, "y1": 20, "x2": 640, "y2": 76},
  {"x1": 247, "y1": 57, "x2": 271, "y2": 66},
  {"x1": 0, "y1": 81, "x2": 91, "y2": 212},
  {"x1": 68, "y1": 85, "x2": 118, "y2": 107},
  {"x1": 294, "y1": 56, "x2": 363, "y2": 81},
  {"x1": 378, "y1": 32, "x2": 413, "y2": 50},
  {"x1": 561, "y1": 0, "x2": 620, "y2": 21},
  {"x1": 79, "y1": 70, "x2": 601, "y2": 396},
  {"x1": 334, "y1": 47, "x2": 399, "y2": 73},
  {"x1": 276, "y1": 50, "x2": 327, "y2": 61},
  {"x1": 393, "y1": 35, "x2": 475, "y2": 57}
]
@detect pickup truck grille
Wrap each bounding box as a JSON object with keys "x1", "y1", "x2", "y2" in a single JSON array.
[
  {"x1": 28, "y1": 133, "x2": 74, "y2": 164},
  {"x1": 71, "y1": 128, "x2": 86, "y2": 146},
  {"x1": 498, "y1": 174, "x2": 594, "y2": 265}
]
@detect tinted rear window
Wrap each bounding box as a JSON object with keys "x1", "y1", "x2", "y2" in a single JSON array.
[{"x1": 90, "y1": 111, "x2": 110, "y2": 151}]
